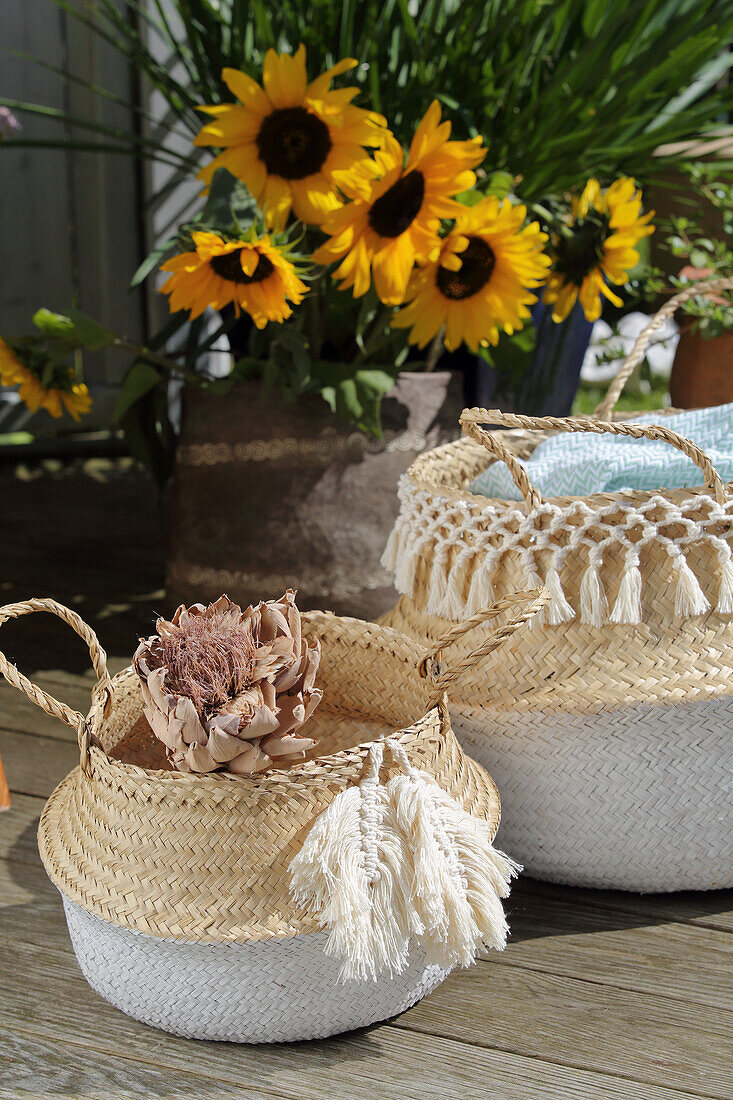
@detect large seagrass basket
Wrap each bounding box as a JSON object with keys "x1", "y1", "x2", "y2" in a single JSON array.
[
  {"x1": 381, "y1": 281, "x2": 733, "y2": 894},
  {"x1": 1, "y1": 592, "x2": 545, "y2": 1043}
]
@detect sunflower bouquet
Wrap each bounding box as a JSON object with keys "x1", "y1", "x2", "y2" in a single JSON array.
[{"x1": 2, "y1": 45, "x2": 654, "y2": 470}]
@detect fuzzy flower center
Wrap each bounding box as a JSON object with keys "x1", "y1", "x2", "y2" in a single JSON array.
[
  {"x1": 157, "y1": 611, "x2": 256, "y2": 715},
  {"x1": 368, "y1": 170, "x2": 426, "y2": 238},
  {"x1": 437, "y1": 236, "x2": 496, "y2": 300},
  {"x1": 256, "y1": 106, "x2": 332, "y2": 180},
  {"x1": 554, "y1": 217, "x2": 608, "y2": 286},
  {"x1": 209, "y1": 249, "x2": 275, "y2": 285}
]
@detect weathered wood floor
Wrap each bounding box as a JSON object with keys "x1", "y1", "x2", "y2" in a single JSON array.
[{"x1": 1, "y1": 458, "x2": 732, "y2": 1099}]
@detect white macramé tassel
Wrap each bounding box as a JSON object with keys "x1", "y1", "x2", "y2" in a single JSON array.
[
  {"x1": 579, "y1": 558, "x2": 609, "y2": 627},
  {"x1": 522, "y1": 556, "x2": 546, "y2": 629},
  {"x1": 672, "y1": 553, "x2": 710, "y2": 618},
  {"x1": 289, "y1": 742, "x2": 420, "y2": 982},
  {"x1": 438, "y1": 548, "x2": 472, "y2": 620},
  {"x1": 290, "y1": 738, "x2": 520, "y2": 981},
  {"x1": 380, "y1": 520, "x2": 402, "y2": 574},
  {"x1": 610, "y1": 552, "x2": 643, "y2": 625},
  {"x1": 394, "y1": 531, "x2": 420, "y2": 596},
  {"x1": 425, "y1": 549, "x2": 450, "y2": 616},
  {"x1": 466, "y1": 553, "x2": 495, "y2": 615},
  {"x1": 716, "y1": 546, "x2": 733, "y2": 615},
  {"x1": 385, "y1": 739, "x2": 520, "y2": 969},
  {"x1": 544, "y1": 563, "x2": 575, "y2": 626}
]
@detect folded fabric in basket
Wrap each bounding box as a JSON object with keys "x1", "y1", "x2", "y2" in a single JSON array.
[{"x1": 469, "y1": 402, "x2": 733, "y2": 501}]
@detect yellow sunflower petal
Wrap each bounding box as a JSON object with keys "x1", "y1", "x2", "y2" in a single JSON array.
[
  {"x1": 263, "y1": 45, "x2": 308, "y2": 109},
  {"x1": 306, "y1": 57, "x2": 358, "y2": 100},
  {"x1": 221, "y1": 68, "x2": 270, "y2": 115}
]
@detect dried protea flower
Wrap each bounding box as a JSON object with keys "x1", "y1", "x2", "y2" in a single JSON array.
[{"x1": 133, "y1": 591, "x2": 322, "y2": 775}]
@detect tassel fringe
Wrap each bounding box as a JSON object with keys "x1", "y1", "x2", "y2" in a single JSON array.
[
  {"x1": 425, "y1": 554, "x2": 449, "y2": 617},
  {"x1": 290, "y1": 738, "x2": 520, "y2": 982},
  {"x1": 716, "y1": 547, "x2": 733, "y2": 615},
  {"x1": 579, "y1": 559, "x2": 609, "y2": 627},
  {"x1": 289, "y1": 742, "x2": 419, "y2": 981},
  {"x1": 437, "y1": 549, "x2": 472, "y2": 620},
  {"x1": 466, "y1": 554, "x2": 495, "y2": 615},
  {"x1": 523, "y1": 563, "x2": 547, "y2": 629},
  {"x1": 544, "y1": 565, "x2": 575, "y2": 626},
  {"x1": 394, "y1": 532, "x2": 420, "y2": 596},
  {"x1": 672, "y1": 554, "x2": 710, "y2": 618},
  {"x1": 610, "y1": 554, "x2": 643, "y2": 625},
  {"x1": 380, "y1": 521, "x2": 402, "y2": 574}
]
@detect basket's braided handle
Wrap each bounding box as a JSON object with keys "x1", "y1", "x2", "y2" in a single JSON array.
[
  {"x1": 595, "y1": 276, "x2": 733, "y2": 418},
  {"x1": 0, "y1": 599, "x2": 110, "y2": 772},
  {"x1": 460, "y1": 408, "x2": 727, "y2": 506},
  {"x1": 460, "y1": 414, "x2": 544, "y2": 510},
  {"x1": 419, "y1": 589, "x2": 550, "y2": 702}
]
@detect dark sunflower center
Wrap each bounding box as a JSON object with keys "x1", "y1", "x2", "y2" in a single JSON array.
[
  {"x1": 256, "y1": 106, "x2": 332, "y2": 180},
  {"x1": 554, "y1": 217, "x2": 608, "y2": 286},
  {"x1": 437, "y1": 237, "x2": 496, "y2": 300},
  {"x1": 209, "y1": 250, "x2": 274, "y2": 285},
  {"x1": 368, "y1": 170, "x2": 426, "y2": 238}
]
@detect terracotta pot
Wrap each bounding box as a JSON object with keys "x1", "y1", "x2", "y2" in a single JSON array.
[
  {"x1": 166, "y1": 372, "x2": 462, "y2": 619},
  {"x1": 670, "y1": 325, "x2": 733, "y2": 409}
]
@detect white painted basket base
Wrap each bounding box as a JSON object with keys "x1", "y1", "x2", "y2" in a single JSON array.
[
  {"x1": 61, "y1": 896, "x2": 449, "y2": 1043},
  {"x1": 452, "y1": 698, "x2": 733, "y2": 893}
]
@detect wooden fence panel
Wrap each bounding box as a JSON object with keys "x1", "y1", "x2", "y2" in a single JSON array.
[{"x1": 0, "y1": 0, "x2": 146, "y2": 434}]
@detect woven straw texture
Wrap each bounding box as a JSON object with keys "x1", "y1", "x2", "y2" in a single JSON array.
[
  {"x1": 5, "y1": 598, "x2": 542, "y2": 1042},
  {"x1": 62, "y1": 896, "x2": 448, "y2": 1043},
  {"x1": 35, "y1": 610, "x2": 502, "y2": 943},
  {"x1": 380, "y1": 284, "x2": 733, "y2": 893}
]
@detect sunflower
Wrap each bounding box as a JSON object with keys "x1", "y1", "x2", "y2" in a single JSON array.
[
  {"x1": 160, "y1": 231, "x2": 308, "y2": 328},
  {"x1": 194, "y1": 47, "x2": 386, "y2": 229},
  {"x1": 543, "y1": 177, "x2": 654, "y2": 322},
  {"x1": 0, "y1": 338, "x2": 91, "y2": 421},
  {"x1": 312, "y1": 101, "x2": 486, "y2": 305},
  {"x1": 392, "y1": 197, "x2": 550, "y2": 352}
]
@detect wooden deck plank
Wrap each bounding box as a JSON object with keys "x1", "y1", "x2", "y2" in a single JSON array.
[
  {"x1": 498, "y1": 890, "x2": 733, "y2": 1012},
  {"x1": 1, "y1": 861, "x2": 731, "y2": 1099},
  {"x1": 1, "y1": 958, "x2": 714, "y2": 1100},
  {"x1": 517, "y1": 877, "x2": 733, "y2": 934},
  {"x1": 6, "y1": 931, "x2": 732, "y2": 1100},
  {"x1": 0, "y1": 793, "x2": 42, "y2": 865},
  {"x1": 0, "y1": 729, "x2": 78, "y2": 799},
  {"x1": 0, "y1": 1030, "x2": 289, "y2": 1100},
  {"x1": 398, "y1": 961, "x2": 733, "y2": 1099},
  {"x1": 1, "y1": 1027, "x2": 712, "y2": 1100},
  {"x1": 0, "y1": 675, "x2": 101, "y2": 743}
]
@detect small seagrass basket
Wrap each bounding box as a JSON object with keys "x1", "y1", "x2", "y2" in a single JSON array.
[
  {"x1": 1, "y1": 592, "x2": 546, "y2": 1043},
  {"x1": 380, "y1": 280, "x2": 733, "y2": 894}
]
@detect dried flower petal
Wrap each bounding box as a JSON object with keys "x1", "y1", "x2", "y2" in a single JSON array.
[{"x1": 133, "y1": 591, "x2": 322, "y2": 775}]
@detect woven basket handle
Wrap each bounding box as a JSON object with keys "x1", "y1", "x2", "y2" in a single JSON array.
[
  {"x1": 418, "y1": 589, "x2": 550, "y2": 701},
  {"x1": 595, "y1": 276, "x2": 733, "y2": 418},
  {"x1": 460, "y1": 408, "x2": 727, "y2": 506},
  {"x1": 0, "y1": 599, "x2": 110, "y2": 771}
]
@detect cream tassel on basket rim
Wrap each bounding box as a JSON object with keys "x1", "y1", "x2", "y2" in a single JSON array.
[
  {"x1": 610, "y1": 548, "x2": 643, "y2": 625},
  {"x1": 544, "y1": 551, "x2": 575, "y2": 626},
  {"x1": 290, "y1": 734, "x2": 520, "y2": 981},
  {"x1": 289, "y1": 740, "x2": 419, "y2": 982},
  {"x1": 671, "y1": 550, "x2": 710, "y2": 618},
  {"x1": 715, "y1": 543, "x2": 733, "y2": 615}
]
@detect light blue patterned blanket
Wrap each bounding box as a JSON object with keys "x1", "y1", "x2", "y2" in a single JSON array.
[{"x1": 469, "y1": 403, "x2": 733, "y2": 501}]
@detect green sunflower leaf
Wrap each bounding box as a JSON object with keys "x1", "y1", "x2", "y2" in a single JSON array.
[
  {"x1": 31, "y1": 309, "x2": 77, "y2": 342},
  {"x1": 113, "y1": 361, "x2": 163, "y2": 423},
  {"x1": 66, "y1": 310, "x2": 116, "y2": 351}
]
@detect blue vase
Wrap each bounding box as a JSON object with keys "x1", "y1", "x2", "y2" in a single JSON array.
[{"x1": 441, "y1": 300, "x2": 594, "y2": 416}]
